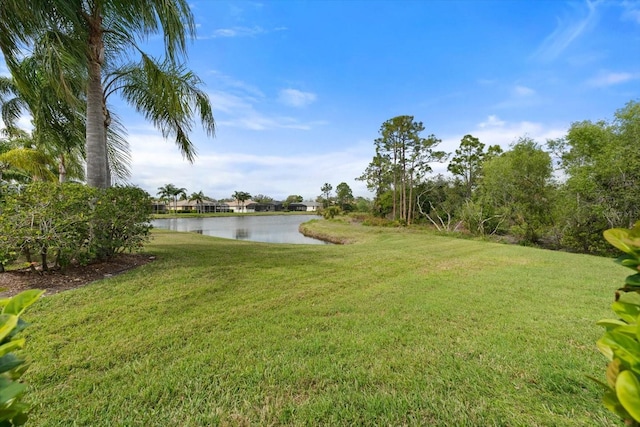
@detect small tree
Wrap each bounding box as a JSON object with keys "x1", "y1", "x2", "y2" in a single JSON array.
[
  {"x1": 320, "y1": 183, "x2": 333, "y2": 208},
  {"x1": 335, "y1": 182, "x2": 354, "y2": 211},
  {"x1": 478, "y1": 138, "x2": 553, "y2": 243}
]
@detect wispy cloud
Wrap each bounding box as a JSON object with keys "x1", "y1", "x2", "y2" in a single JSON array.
[
  {"x1": 210, "y1": 90, "x2": 324, "y2": 131},
  {"x1": 200, "y1": 25, "x2": 286, "y2": 39},
  {"x1": 531, "y1": 1, "x2": 599, "y2": 62},
  {"x1": 621, "y1": 1, "x2": 640, "y2": 23},
  {"x1": 208, "y1": 70, "x2": 265, "y2": 99},
  {"x1": 513, "y1": 85, "x2": 535, "y2": 97},
  {"x1": 587, "y1": 71, "x2": 639, "y2": 87},
  {"x1": 213, "y1": 26, "x2": 265, "y2": 38},
  {"x1": 278, "y1": 89, "x2": 317, "y2": 108}
]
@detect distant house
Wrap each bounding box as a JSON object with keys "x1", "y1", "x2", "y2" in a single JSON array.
[
  {"x1": 246, "y1": 201, "x2": 284, "y2": 212},
  {"x1": 158, "y1": 199, "x2": 230, "y2": 213},
  {"x1": 226, "y1": 200, "x2": 254, "y2": 213},
  {"x1": 302, "y1": 201, "x2": 322, "y2": 212},
  {"x1": 152, "y1": 202, "x2": 167, "y2": 214},
  {"x1": 287, "y1": 203, "x2": 308, "y2": 212}
]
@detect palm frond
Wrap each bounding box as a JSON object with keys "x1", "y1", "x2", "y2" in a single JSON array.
[
  {"x1": 110, "y1": 55, "x2": 215, "y2": 162},
  {"x1": 0, "y1": 147, "x2": 56, "y2": 181},
  {"x1": 105, "y1": 110, "x2": 131, "y2": 183}
]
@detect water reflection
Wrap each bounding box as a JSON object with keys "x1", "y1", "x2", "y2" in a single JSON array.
[
  {"x1": 152, "y1": 215, "x2": 328, "y2": 245},
  {"x1": 234, "y1": 228, "x2": 250, "y2": 239}
]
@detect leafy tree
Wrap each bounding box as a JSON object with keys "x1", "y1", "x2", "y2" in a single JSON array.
[
  {"x1": 550, "y1": 101, "x2": 640, "y2": 253},
  {"x1": 252, "y1": 194, "x2": 273, "y2": 203},
  {"x1": 354, "y1": 196, "x2": 373, "y2": 213},
  {"x1": 366, "y1": 115, "x2": 447, "y2": 224},
  {"x1": 335, "y1": 182, "x2": 354, "y2": 211},
  {"x1": 357, "y1": 150, "x2": 391, "y2": 216},
  {"x1": 478, "y1": 138, "x2": 554, "y2": 243},
  {"x1": 0, "y1": 0, "x2": 214, "y2": 188},
  {"x1": 415, "y1": 175, "x2": 465, "y2": 232},
  {"x1": 320, "y1": 183, "x2": 333, "y2": 208},
  {"x1": 447, "y1": 134, "x2": 500, "y2": 199},
  {"x1": 286, "y1": 195, "x2": 303, "y2": 203}
]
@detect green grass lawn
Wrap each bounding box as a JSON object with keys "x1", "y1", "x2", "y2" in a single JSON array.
[{"x1": 22, "y1": 219, "x2": 625, "y2": 426}]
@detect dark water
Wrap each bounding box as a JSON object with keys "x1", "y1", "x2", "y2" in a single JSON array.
[{"x1": 151, "y1": 215, "x2": 328, "y2": 245}]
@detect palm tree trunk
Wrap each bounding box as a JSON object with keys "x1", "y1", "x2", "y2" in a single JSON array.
[
  {"x1": 86, "y1": 15, "x2": 108, "y2": 188},
  {"x1": 58, "y1": 153, "x2": 66, "y2": 183}
]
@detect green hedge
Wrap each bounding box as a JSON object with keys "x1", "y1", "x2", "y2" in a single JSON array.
[{"x1": 0, "y1": 183, "x2": 152, "y2": 271}]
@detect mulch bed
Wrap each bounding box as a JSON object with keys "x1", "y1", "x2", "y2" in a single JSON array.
[{"x1": 0, "y1": 253, "x2": 154, "y2": 297}]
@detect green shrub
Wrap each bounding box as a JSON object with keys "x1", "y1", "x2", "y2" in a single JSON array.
[
  {"x1": 596, "y1": 221, "x2": 640, "y2": 425},
  {"x1": 322, "y1": 206, "x2": 342, "y2": 219},
  {"x1": 0, "y1": 289, "x2": 43, "y2": 426},
  {"x1": 0, "y1": 183, "x2": 151, "y2": 270},
  {"x1": 89, "y1": 186, "x2": 152, "y2": 260},
  {"x1": 361, "y1": 216, "x2": 399, "y2": 227}
]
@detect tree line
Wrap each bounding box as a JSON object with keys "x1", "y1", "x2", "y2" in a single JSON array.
[{"x1": 358, "y1": 102, "x2": 640, "y2": 255}]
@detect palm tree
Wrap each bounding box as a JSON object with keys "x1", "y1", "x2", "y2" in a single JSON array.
[
  {"x1": 0, "y1": 0, "x2": 214, "y2": 189},
  {"x1": 0, "y1": 61, "x2": 85, "y2": 184},
  {"x1": 103, "y1": 57, "x2": 215, "y2": 171},
  {"x1": 189, "y1": 190, "x2": 206, "y2": 214},
  {"x1": 0, "y1": 133, "x2": 56, "y2": 182},
  {"x1": 157, "y1": 183, "x2": 186, "y2": 214},
  {"x1": 232, "y1": 191, "x2": 252, "y2": 213}
]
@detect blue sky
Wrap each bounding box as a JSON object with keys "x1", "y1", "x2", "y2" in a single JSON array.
[{"x1": 4, "y1": 0, "x2": 640, "y2": 201}]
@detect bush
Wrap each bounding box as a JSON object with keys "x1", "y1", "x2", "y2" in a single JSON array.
[
  {"x1": 596, "y1": 222, "x2": 640, "y2": 425},
  {"x1": 361, "y1": 216, "x2": 400, "y2": 227},
  {"x1": 0, "y1": 289, "x2": 43, "y2": 426},
  {"x1": 89, "y1": 185, "x2": 152, "y2": 260},
  {"x1": 322, "y1": 206, "x2": 342, "y2": 219},
  {"x1": 0, "y1": 183, "x2": 152, "y2": 271}
]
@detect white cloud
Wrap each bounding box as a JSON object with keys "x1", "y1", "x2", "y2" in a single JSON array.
[
  {"x1": 278, "y1": 89, "x2": 317, "y2": 108},
  {"x1": 531, "y1": 1, "x2": 598, "y2": 61},
  {"x1": 443, "y1": 115, "x2": 566, "y2": 157},
  {"x1": 478, "y1": 115, "x2": 505, "y2": 128},
  {"x1": 201, "y1": 25, "x2": 286, "y2": 40},
  {"x1": 587, "y1": 71, "x2": 638, "y2": 87},
  {"x1": 127, "y1": 132, "x2": 372, "y2": 201},
  {"x1": 513, "y1": 85, "x2": 535, "y2": 96},
  {"x1": 211, "y1": 26, "x2": 266, "y2": 38}
]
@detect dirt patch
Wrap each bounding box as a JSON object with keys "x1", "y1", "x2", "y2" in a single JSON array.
[{"x1": 0, "y1": 254, "x2": 154, "y2": 297}]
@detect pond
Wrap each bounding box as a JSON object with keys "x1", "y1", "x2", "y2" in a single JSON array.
[{"x1": 151, "y1": 214, "x2": 329, "y2": 245}]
